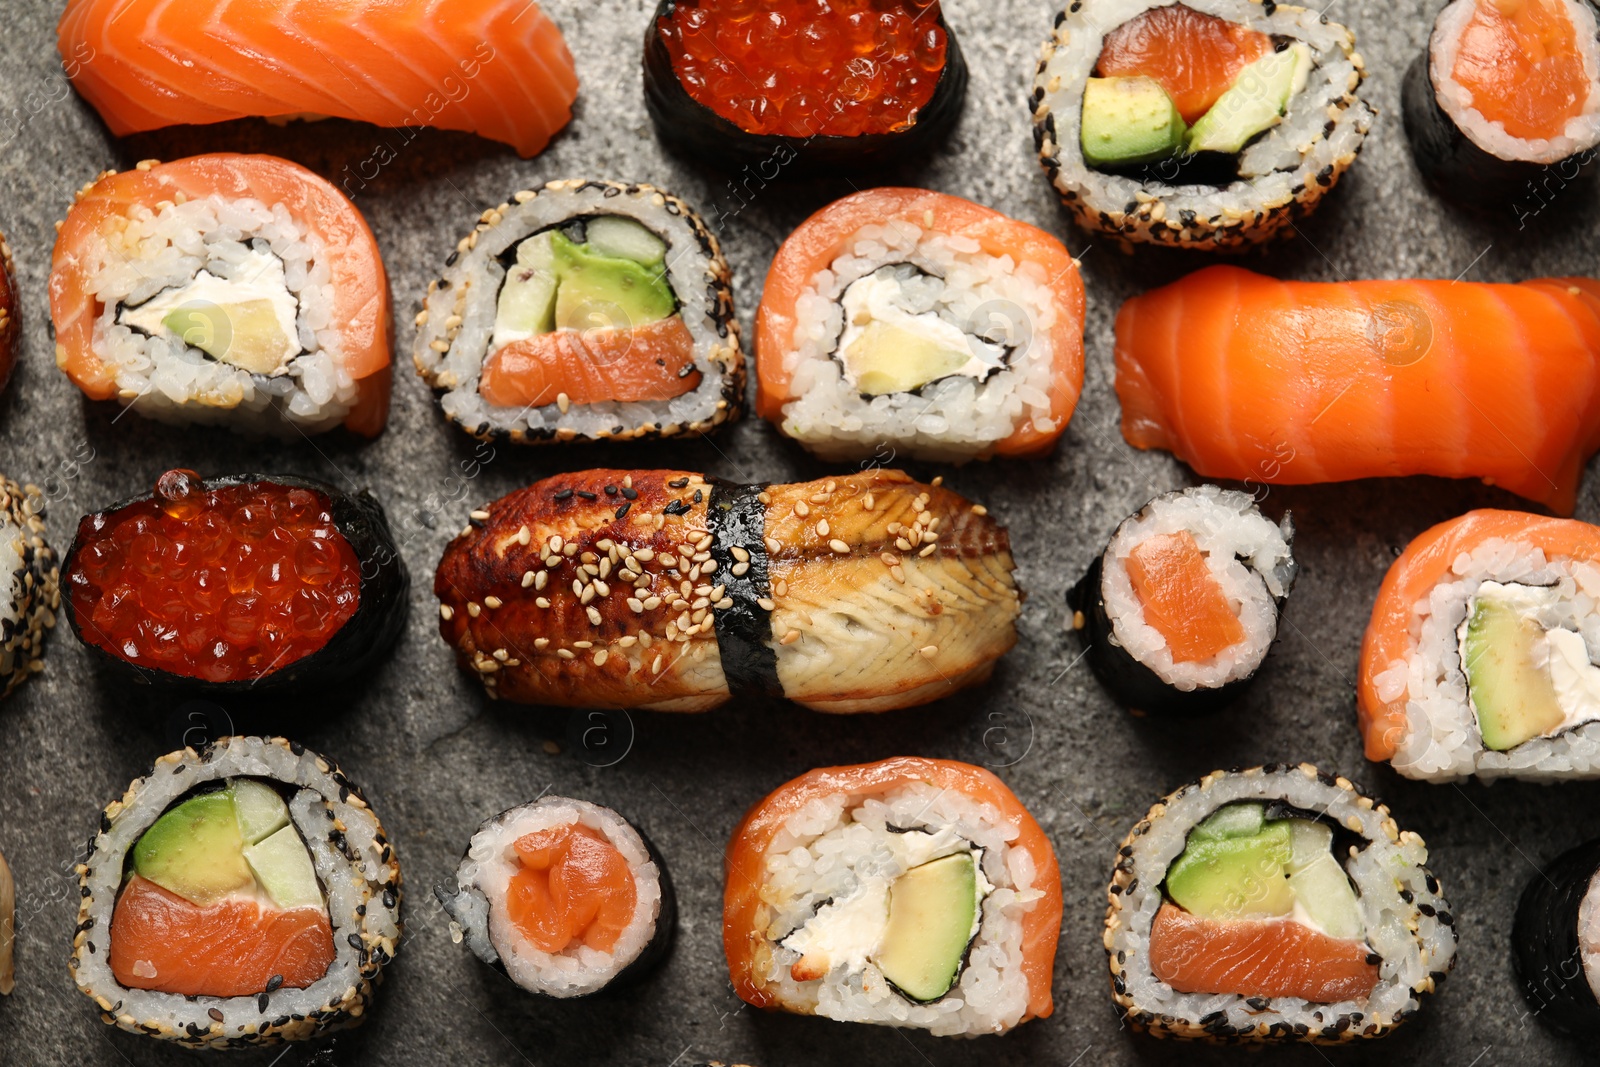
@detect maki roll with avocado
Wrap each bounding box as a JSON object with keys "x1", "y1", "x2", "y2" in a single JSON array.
[
  {"x1": 2, "y1": 476, "x2": 61, "y2": 701},
  {"x1": 1069, "y1": 485, "x2": 1294, "y2": 714},
  {"x1": 71, "y1": 736, "x2": 403, "y2": 1048},
  {"x1": 1512, "y1": 837, "x2": 1600, "y2": 1038},
  {"x1": 438, "y1": 797, "x2": 674, "y2": 997},
  {"x1": 1107, "y1": 764, "x2": 1456, "y2": 1043},
  {"x1": 1032, "y1": 0, "x2": 1374, "y2": 249},
  {"x1": 62, "y1": 469, "x2": 406, "y2": 693},
  {"x1": 413, "y1": 179, "x2": 742, "y2": 445}
]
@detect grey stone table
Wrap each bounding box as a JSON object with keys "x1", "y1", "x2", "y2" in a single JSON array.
[{"x1": 2, "y1": 0, "x2": 1597, "y2": 1064}]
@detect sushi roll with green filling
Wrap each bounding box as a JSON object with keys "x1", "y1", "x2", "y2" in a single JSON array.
[
  {"x1": 1, "y1": 476, "x2": 61, "y2": 701},
  {"x1": 413, "y1": 179, "x2": 742, "y2": 445},
  {"x1": 1513, "y1": 837, "x2": 1600, "y2": 1038},
  {"x1": 1032, "y1": 0, "x2": 1373, "y2": 249}
]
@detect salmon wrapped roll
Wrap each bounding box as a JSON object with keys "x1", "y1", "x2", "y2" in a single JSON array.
[
  {"x1": 434, "y1": 469, "x2": 1019, "y2": 712},
  {"x1": 724, "y1": 757, "x2": 1061, "y2": 1036},
  {"x1": 1107, "y1": 764, "x2": 1456, "y2": 1043}
]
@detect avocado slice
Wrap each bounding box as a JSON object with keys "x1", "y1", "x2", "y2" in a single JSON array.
[
  {"x1": 1462, "y1": 591, "x2": 1567, "y2": 751},
  {"x1": 132, "y1": 790, "x2": 254, "y2": 906},
  {"x1": 1166, "y1": 820, "x2": 1294, "y2": 919},
  {"x1": 1286, "y1": 852, "x2": 1365, "y2": 940},
  {"x1": 162, "y1": 299, "x2": 295, "y2": 376},
  {"x1": 231, "y1": 779, "x2": 290, "y2": 846},
  {"x1": 844, "y1": 320, "x2": 974, "y2": 396},
  {"x1": 551, "y1": 232, "x2": 675, "y2": 332},
  {"x1": 243, "y1": 824, "x2": 324, "y2": 910},
  {"x1": 874, "y1": 852, "x2": 978, "y2": 1002},
  {"x1": 584, "y1": 216, "x2": 667, "y2": 266},
  {"x1": 1080, "y1": 76, "x2": 1188, "y2": 168},
  {"x1": 1186, "y1": 43, "x2": 1311, "y2": 155},
  {"x1": 1189, "y1": 802, "x2": 1266, "y2": 842}
]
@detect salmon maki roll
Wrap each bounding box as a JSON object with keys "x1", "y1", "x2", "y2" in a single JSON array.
[
  {"x1": 724, "y1": 757, "x2": 1061, "y2": 1036},
  {"x1": 1107, "y1": 764, "x2": 1456, "y2": 1043},
  {"x1": 1, "y1": 476, "x2": 61, "y2": 702},
  {"x1": 413, "y1": 179, "x2": 742, "y2": 445},
  {"x1": 1512, "y1": 836, "x2": 1600, "y2": 1038},
  {"x1": 71, "y1": 736, "x2": 402, "y2": 1049},
  {"x1": 50, "y1": 155, "x2": 393, "y2": 437},
  {"x1": 56, "y1": 0, "x2": 577, "y2": 158},
  {"x1": 755, "y1": 188, "x2": 1085, "y2": 462},
  {"x1": 1358, "y1": 510, "x2": 1600, "y2": 782},
  {"x1": 1115, "y1": 265, "x2": 1600, "y2": 514},
  {"x1": 434, "y1": 469, "x2": 1020, "y2": 713}
]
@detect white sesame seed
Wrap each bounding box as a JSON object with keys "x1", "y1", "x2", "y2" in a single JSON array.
[
  {"x1": 563, "y1": 544, "x2": 577, "y2": 557},
  {"x1": 534, "y1": 637, "x2": 550, "y2": 650},
  {"x1": 595, "y1": 580, "x2": 611, "y2": 597},
  {"x1": 765, "y1": 537, "x2": 781, "y2": 554},
  {"x1": 919, "y1": 544, "x2": 937, "y2": 557},
  {"x1": 643, "y1": 596, "x2": 662, "y2": 610},
  {"x1": 483, "y1": 596, "x2": 503, "y2": 610},
  {"x1": 757, "y1": 597, "x2": 776, "y2": 611},
  {"x1": 895, "y1": 538, "x2": 913, "y2": 552},
  {"x1": 817, "y1": 519, "x2": 830, "y2": 537},
  {"x1": 580, "y1": 586, "x2": 596, "y2": 605},
  {"x1": 535, "y1": 570, "x2": 548, "y2": 590},
  {"x1": 439, "y1": 605, "x2": 455, "y2": 620},
  {"x1": 880, "y1": 552, "x2": 901, "y2": 567},
  {"x1": 521, "y1": 571, "x2": 537, "y2": 588},
  {"x1": 829, "y1": 539, "x2": 850, "y2": 554},
  {"x1": 775, "y1": 580, "x2": 788, "y2": 596},
  {"x1": 470, "y1": 510, "x2": 490, "y2": 522},
  {"x1": 557, "y1": 393, "x2": 571, "y2": 413},
  {"x1": 628, "y1": 598, "x2": 645, "y2": 613},
  {"x1": 652, "y1": 655, "x2": 664, "y2": 673},
  {"x1": 971, "y1": 504, "x2": 987, "y2": 516},
  {"x1": 467, "y1": 602, "x2": 481, "y2": 618},
  {"x1": 557, "y1": 648, "x2": 576, "y2": 660},
  {"x1": 536, "y1": 597, "x2": 551, "y2": 609},
  {"x1": 711, "y1": 584, "x2": 726, "y2": 601},
  {"x1": 517, "y1": 525, "x2": 531, "y2": 545},
  {"x1": 587, "y1": 606, "x2": 603, "y2": 626},
  {"x1": 757, "y1": 491, "x2": 772, "y2": 504},
  {"x1": 863, "y1": 493, "x2": 875, "y2": 511},
  {"x1": 731, "y1": 561, "x2": 749, "y2": 576},
  {"x1": 920, "y1": 645, "x2": 938, "y2": 657},
  {"x1": 599, "y1": 558, "x2": 612, "y2": 578},
  {"x1": 574, "y1": 641, "x2": 593, "y2": 649},
  {"x1": 795, "y1": 500, "x2": 810, "y2": 517},
  {"x1": 619, "y1": 635, "x2": 637, "y2": 648},
  {"x1": 593, "y1": 649, "x2": 609, "y2": 666},
  {"x1": 731, "y1": 545, "x2": 749, "y2": 562},
  {"x1": 550, "y1": 535, "x2": 564, "y2": 552},
  {"x1": 702, "y1": 559, "x2": 718, "y2": 572},
  {"x1": 635, "y1": 547, "x2": 655, "y2": 561},
  {"x1": 781, "y1": 629, "x2": 800, "y2": 645},
  {"x1": 572, "y1": 579, "x2": 585, "y2": 597},
  {"x1": 493, "y1": 648, "x2": 509, "y2": 662},
  {"x1": 891, "y1": 566, "x2": 906, "y2": 583},
  {"x1": 640, "y1": 632, "x2": 652, "y2": 648},
  {"x1": 716, "y1": 597, "x2": 734, "y2": 609},
  {"x1": 692, "y1": 597, "x2": 710, "y2": 610}
]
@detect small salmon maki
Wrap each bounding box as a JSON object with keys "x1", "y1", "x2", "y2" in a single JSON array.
[
  {"x1": 56, "y1": 0, "x2": 578, "y2": 157},
  {"x1": 1115, "y1": 265, "x2": 1600, "y2": 513}
]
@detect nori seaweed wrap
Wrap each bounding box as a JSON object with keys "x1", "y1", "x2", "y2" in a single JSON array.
[{"x1": 1513, "y1": 837, "x2": 1600, "y2": 1038}]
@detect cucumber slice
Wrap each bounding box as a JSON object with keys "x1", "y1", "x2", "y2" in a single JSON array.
[
  {"x1": 243, "y1": 825, "x2": 324, "y2": 910},
  {"x1": 1286, "y1": 853, "x2": 1365, "y2": 941},
  {"x1": 1186, "y1": 43, "x2": 1311, "y2": 155},
  {"x1": 1286, "y1": 818, "x2": 1333, "y2": 874},
  {"x1": 584, "y1": 216, "x2": 667, "y2": 266},
  {"x1": 1189, "y1": 802, "x2": 1266, "y2": 841},
  {"x1": 1080, "y1": 76, "x2": 1187, "y2": 168},
  {"x1": 231, "y1": 779, "x2": 290, "y2": 846}
]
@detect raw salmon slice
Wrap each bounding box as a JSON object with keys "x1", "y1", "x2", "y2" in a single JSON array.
[
  {"x1": 508, "y1": 823, "x2": 636, "y2": 953},
  {"x1": 478, "y1": 317, "x2": 701, "y2": 409},
  {"x1": 1149, "y1": 901, "x2": 1379, "y2": 1002},
  {"x1": 1125, "y1": 531, "x2": 1245, "y2": 662},
  {"x1": 109, "y1": 874, "x2": 335, "y2": 997},
  {"x1": 1095, "y1": 3, "x2": 1274, "y2": 124},
  {"x1": 1451, "y1": 0, "x2": 1589, "y2": 140}
]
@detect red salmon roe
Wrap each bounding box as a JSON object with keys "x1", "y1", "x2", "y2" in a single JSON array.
[
  {"x1": 68, "y1": 471, "x2": 361, "y2": 683},
  {"x1": 658, "y1": 0, "x2": 948, "y2": 138}
]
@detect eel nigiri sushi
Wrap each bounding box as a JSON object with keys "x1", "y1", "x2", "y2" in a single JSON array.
[
  {"x1": 1116, "y1": 265, "x2": 1600, "y2": 513},
  {"x1": 56, "y1": 0, "x2": 577, "y2": 158},
  {"x1": 435, "y1": 469, "x2": 1020, "y2": 712}
]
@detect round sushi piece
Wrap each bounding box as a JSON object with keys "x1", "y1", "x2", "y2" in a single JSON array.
[
  {"x1": 438, "y1": 796, "x2": 674, "y2": 997},
  {"x1": 725, "y1": 758, "x2": 1061, "y2": 1037},
  {"x1": 644, "y1": 0, "x2": 967, "y2": 171},
  {"x1": 1359, "y1": 510, "x2": 1600, "y2": 782},
  {"x1": 2, "y1": 476, "x2": 61, "y2": 701},
  {"x1": 1512, "y1": 837, "x2": 1600, "y2": 1038},
  {"x1": 62, "y1": 469, "x2": 407, "y2": 693},
  {"x1": 1068, "y1": 485, "x2": 1294, "y2": 714},
  {"x1": 1404, "y1": 0, "x2": 1600, "y2": 210},
  {"x1": 0, "y1": 228, "x2": 18, "y2": 394},
  {"x1": 1032, "y1": 0, "x2": 1374, "y2": 249},
  {"x1": 50, "y1": 154, "x2": 393, "y2": 437},
  {"x1": 71, "y1": 735, "x2": 403, "y2": 1049},
  {"x1": 1107, "y1": 764, "x2": 1456, "y2": 1043},
  {"x1": 756, "y1": 188, "x2": 1085, "y2": 462},
  {"x1": 413, "y1": 179, "x2": 742, "y2": 445}
]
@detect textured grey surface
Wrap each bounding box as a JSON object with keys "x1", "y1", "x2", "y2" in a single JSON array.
[{"x1": 1, "y1": 0, "x2": 1599, "y2": 1064}]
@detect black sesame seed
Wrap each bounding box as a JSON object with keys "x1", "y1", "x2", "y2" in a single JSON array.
[
  {"x1": 576, "y1": 491, "x2": 597, "y2": 501},
  {"x1": 615, "y1": 503, "x2": 632, "y2": 519},
  {"x1": 445, "y1": 250, "x2": 459, "y2": 266},
  {"x1": 208, "y1": 1008, "x2": 224, "y2": 1023},
  {"x1": 348, "y1": 933, "x2": 365, "y2": 951},
  {"x1": 692, "y1": 489, "x2": 703, "y2": 503},
  {"x1": 554, "y1": 488, "x2": 574, "y2": 500},
  {"x1": 604, "y1": 485, "x2": 618, "y2": 496},
  {"x1": 267, "y1": 974, "x2": 284, "y2": 992},
  {"x1": 668, "y1": 477, "x2": 690, "y2": 488},
  {"x1": 621, "y1": 487, "x2": 638, "y2": 500},
  {"x1": 663, "y1": 500, "x2": 690, "y2": 516},
  {"x1": 383, "y1": 889, "x2": 397, "y2": 909}
]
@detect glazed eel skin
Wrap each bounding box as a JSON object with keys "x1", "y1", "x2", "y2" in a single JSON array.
[{"x1": 435, "y1": 469, "x2": 1020, "y2": 712}]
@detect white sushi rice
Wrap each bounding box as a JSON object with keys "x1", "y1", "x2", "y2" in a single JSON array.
[
  {"x1": 443, "y1": 797, "x2": 663, "y2": 998},
  {"x1": 754, "y1": 782, "x2": 1044, "y2": 1036},
  {"x1": 777, "y1": 221, "x2": 1062, "y2": 462},
  {"x1": 1371, "y1": 539, "x2": 1600, "y2": 782},
  {"x1": 1100, "y1": 486, "x2": 1294, "y2": 689},
  {"x1": 83, "y1": 194, "x2": 359, "y2": 435},
  {"x1": 1430, "y1": 0, "x2": 1600, "y2": 165}
]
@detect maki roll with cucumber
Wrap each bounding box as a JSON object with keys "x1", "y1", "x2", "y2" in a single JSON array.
[
  {"x1": 1107, "y1": 764, "x2": 1456, "y2": 1043},
  {"x1": 2, "y1": 476, "x2": 61, "y2": 702},
  {"x1": 62, "y1": 469, "x2": 406, "y2": 693},
  {"x1": 71, "y1": 736, "x2": 402, "y2": 1048},
  {"x1": 1069, "y1": 485, "x2": 1294, "y2": 714},
  {"x1": 724, "y1": 758, "x2": 1061, "y2": 1036},
  {"x1": 1404, "y1": 0, "x2": 1600, "y2": 211},
  {"x1": 1512, "y1": 837, "x2": 1600, "y2": 1038},
  {"x1": 438, "y1": 797, "x2": 674, "y2": 997},
  {"x1": 1360, "y1": 510, "x2": 1600, "y2": 782},
  {"x1": 644, "y1": 0, "x2": 967, "y2": 171},
  {"x1": 1032, "y1": 0, "x2": 1374, "y2": 249},
  {"x1": 413, "y1": 179, "x2": 742, "y2": 445}
]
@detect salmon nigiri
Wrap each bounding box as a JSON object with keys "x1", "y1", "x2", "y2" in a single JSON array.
[
  {"x1": 56, "y1": 0, "x2": 578, "y2": 157},
  {"x1": 1115, "y1": 265, "x2": 1600, "y2": 514}
]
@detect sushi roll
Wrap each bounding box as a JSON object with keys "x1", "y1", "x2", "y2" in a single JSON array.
[
  {"x1": 1512, "y1": 837, "x2": 1600, "y2": 1038},
  {"x1": 50, "y1": 154, "x2": 393, "y2": 437},
  {"x1": 755, "y1": 188, "x2": 1085, "y2": 462},
  {"x1": 724, "y1": 757, "x2": 1061, "y2": 1036},
  {"x1": 2, "y1": 476, "x2": 62, "y2": 701},
  {"x1": 0, "y1": 228, "x2": 18, "y2": 394},
  {"x1": 1403, "y1": 0, "x2": 1600, "y2": 210},
  {"x1": 1068, "y1": 485, "x2": 1294, "y2": 714},
  {"x1": 435, "y1": 469, "x2": 1019, "y2": 712},
  {"x1": 62, "y1": 469, "x2": 407, "y2": 693},
  {"x1": 1359, "y1": 510, "x2": 1600, "y2": 782},
  {"x1": 438, "y1": 797, "x2": 674, "y2": 997},
  {"x1": 1116, "y1": 265, "x2": 1600, "y2": 514},
  {"x1": 413, "y1": 179, "x2": 742, "y2": 445},
  {"x1": 1107, "y1": 764, "x2": 1456, "y2": 1043},
  {"x1": 1031, "y1": 0, "x2": 1374, "y2": 249},
  {"x1": 71, "y1": 735, "x2": 403, "y2": 1049},
  {"x1": 643, "y1": 0, "x2": 967, "y2": 171}
]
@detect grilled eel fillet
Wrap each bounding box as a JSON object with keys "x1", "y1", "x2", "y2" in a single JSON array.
[{"x1": 434, "y1": 469, "x2": 1020, "y2": 712}]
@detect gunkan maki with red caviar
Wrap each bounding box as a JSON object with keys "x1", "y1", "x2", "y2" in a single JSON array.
[
  {"x1": 62, "y1": 470, "x2": 406, "y2": 693},
  {"x1": 644, "y1": 0, "x2": 968, "y2": 170}
]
